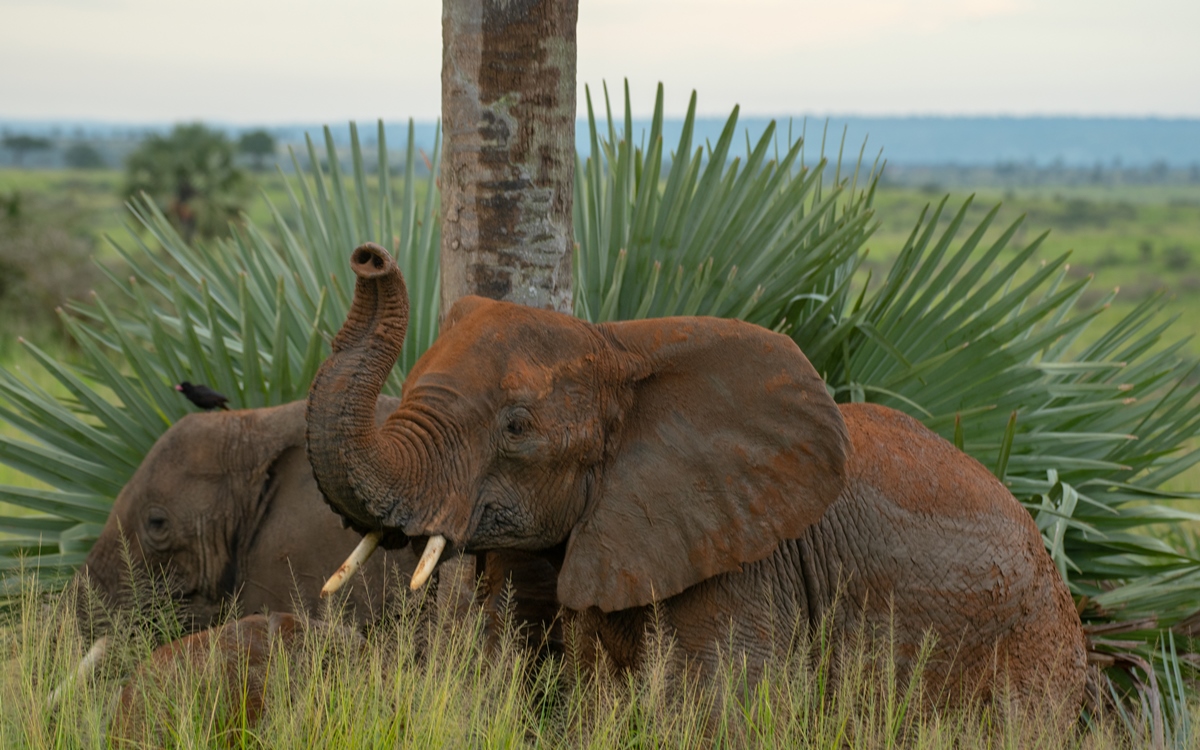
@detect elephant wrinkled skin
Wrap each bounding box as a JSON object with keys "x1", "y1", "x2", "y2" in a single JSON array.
[
  {"x1": 306, "y1": 242, "x2": 1087, "y2": 711},
  {"x1": 75, "y1": 397, "x2": 413, "y2": 641}
]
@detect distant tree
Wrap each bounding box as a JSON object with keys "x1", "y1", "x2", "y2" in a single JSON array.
[
  {"x1": 1, "y1": 190, "x2": 21, "y2": 223},
  {"x1": 2, "y1": 135, "x2": 53, "y2": 167},
  {"x1": 64, "y1": 143, "x2": 107, "y2": 170},
  {"x1": 238, "y1": 130, "x2": 277, "y2": 171},
  {"x1": 123, "y1": 123, "x2": 246, "y2": 241}
]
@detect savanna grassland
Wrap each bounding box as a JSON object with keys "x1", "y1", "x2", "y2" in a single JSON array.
[
  {"x1": 5, "y1": 166, "x2": 1198, "y2": 357},
  {"x1": 2, "y1": 162, "x2": 1200, "y2": 747},
  {"x1": 0, "y1": 570, "x2": 1154, "y2": 749}
]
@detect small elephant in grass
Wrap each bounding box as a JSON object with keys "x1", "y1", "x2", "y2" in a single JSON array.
[
  {"x1": 108, "y1": 612, "x2": 312, "y2": 744},
  {"x1": 69, "y1": 397, "x2": 416, "y2": 683},
  {"x1": 108, "y1": 612, "x2": 364, "y2": 745},
  {"x1": 307, "y1": 243, "x2": 1088, "y2": 712}
]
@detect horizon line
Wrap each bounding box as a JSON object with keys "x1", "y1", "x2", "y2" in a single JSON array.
[{"x1": 4, "y1": 113, "x2": 1200, "y2": 129}]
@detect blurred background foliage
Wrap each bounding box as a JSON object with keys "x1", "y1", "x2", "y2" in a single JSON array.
[{"x1": 121, "y1": 123, "x2": 248, "y2": 242}]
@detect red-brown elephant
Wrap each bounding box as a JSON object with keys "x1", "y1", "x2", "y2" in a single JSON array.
[{"x1": 306, "y1": 242, "x2": 1086, "y2": 711}]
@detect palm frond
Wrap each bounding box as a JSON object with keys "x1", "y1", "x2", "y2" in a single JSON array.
[{"x1": 574, "y1": 81, "x2": 879, "y2": 327}]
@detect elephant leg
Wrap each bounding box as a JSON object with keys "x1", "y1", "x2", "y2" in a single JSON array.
[
  {"x1": 480, "y1": 550, "x2": 564, "y2": 657},
  {"x1": 655, "y1": 545, "x2": 811, "y2": 685}
]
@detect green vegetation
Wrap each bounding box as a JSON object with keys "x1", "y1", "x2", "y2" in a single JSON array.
[
  {"x1": 237, "y1": 129, "x2": 277, "y2": 171},
  {"x1": 0, "y1": 88, "x2": 1198, "y2": 742},
  {"x1": 868, "y1": 184, "x2": 1200, "y2": 360},
  {"x1": 0, "y1": 574, "x2": 1149, "y2": 749},
  {"x1": 61, "y1": 144, "x2": 106, "y2": 171},
  {"x1": 0, "y1": 185, "x2": 110, "y2": 367},
  {"x1": 1, "y1": 136, "x2": 52, "y2": 168},
  {"x1": 122, "y1": 123, "x2": 247, "y2": 241}
]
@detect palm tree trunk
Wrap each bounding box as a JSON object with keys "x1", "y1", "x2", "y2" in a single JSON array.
[{"x1": 439, "y1": 0, "x2": 579, "y2": 318}]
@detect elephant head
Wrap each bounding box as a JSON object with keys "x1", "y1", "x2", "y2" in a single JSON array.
[
  {"x1": 306, "y1": 243, "x2": 849, "y2": 613},
  {"x1": 76, "y1": 398, "x2": 408, "y2": 643}
]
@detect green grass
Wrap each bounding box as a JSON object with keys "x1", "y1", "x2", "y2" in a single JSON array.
[
  {"x1": 0, "y1": 169, "x2": 126, "y2": 252},
  {"x1": 0, "y1": 575, "x2": 1156, "y2": 749},
  {"x1": 867, "y1": 183, "x2": 1200, "y2": 359}
]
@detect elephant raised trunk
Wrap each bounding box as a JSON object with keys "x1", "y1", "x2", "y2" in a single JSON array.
[{"x1": 306, "y1": 243, "x2": 428, "y2": 549}]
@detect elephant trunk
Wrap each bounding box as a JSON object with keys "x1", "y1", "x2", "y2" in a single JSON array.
[{"x1": 306, "y1": 243, "x2": 423, "y2": 537}]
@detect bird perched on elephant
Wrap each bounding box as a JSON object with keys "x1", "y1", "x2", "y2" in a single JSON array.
[
  {"x1": 306, "y1": 242, "x2": 1087, "y2": 712},
  {"x1": 174, "y1": 381, "x2": 230, "y2": 411},
  {"x1": 73, "y1": 397, "x2": 414, "y2": 655}
]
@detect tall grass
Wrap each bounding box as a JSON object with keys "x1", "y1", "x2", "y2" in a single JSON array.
[{"x1": 1, "y1": 576, "x2": 1153, "y2": 749}]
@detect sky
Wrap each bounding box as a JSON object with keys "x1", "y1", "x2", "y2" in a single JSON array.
[{"x1": 1, "y1": 0, "x2": 1197, "y2": 124}]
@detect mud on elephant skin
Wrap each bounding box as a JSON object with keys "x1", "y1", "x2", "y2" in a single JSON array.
[
  {"x1": 306, "y1": 242, "x2": 1086, "y2": 712},
  {"x1": 74, "y1": 397, "x2": 414, "y2": 647}
]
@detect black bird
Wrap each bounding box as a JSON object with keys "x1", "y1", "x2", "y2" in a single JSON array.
[{"x1": 175, "y1": 382, "x2": 230, "y2": 411}]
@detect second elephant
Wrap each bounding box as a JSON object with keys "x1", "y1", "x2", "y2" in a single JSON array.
[{"x1": 75, "y1": 397, "x2": 412, "y2": 644}]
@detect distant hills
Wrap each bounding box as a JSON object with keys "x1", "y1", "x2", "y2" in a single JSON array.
[
  {"x1": 2, "y1": 116, "x2": 1199, "y2": 168},
  {"x1": 681, "y1": 117, "x2": 1200, "y2": 168}
]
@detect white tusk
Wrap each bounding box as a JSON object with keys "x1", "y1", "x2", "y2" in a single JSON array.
[
  {"x1": 409, "y1": 535, "x2": 446, "y2": 591},
  {"x1": 321, "y1": 531, "x2": 382, "y2": 598},
  {"x1": 48, "y1": 635, "x2": 110, "y2": 707}
]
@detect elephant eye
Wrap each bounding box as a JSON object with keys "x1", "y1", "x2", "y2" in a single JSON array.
[
  {"x1": 146, "y1": 507, "x2": 169, "y2": 538},
  {"x1": 503, "y1": 408, "x2": 533, "y2": 440}
]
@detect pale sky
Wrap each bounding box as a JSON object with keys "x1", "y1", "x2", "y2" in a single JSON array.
[{"x1": 1, "y1": 0, "x2": 1197, "y2": 123}]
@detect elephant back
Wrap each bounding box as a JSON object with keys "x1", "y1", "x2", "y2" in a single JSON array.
[{"x1": 835, "y1": 402, "x2": 1087, "y2": 710}]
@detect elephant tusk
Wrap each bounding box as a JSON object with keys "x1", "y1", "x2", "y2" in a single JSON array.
[
  {"x1": 409, "y1": 534, "x2": 446, "y2": 591},
  {"x1": 48, "y1": 635, "x2": 110, "y2": 707},
  {"x1": 321, "y1": 531, "x2": 382, "y2": 597}
]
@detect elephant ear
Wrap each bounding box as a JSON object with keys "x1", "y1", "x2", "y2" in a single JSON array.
[
  {"x1": 558, "y1": 317, "x2": 849, "y2": 613},
  {"x1": 227, "y1": 403, "x2": 311, "y2": 543},
  {"x1": 234, "y1": 397, "x2": 401, "y2": 524}
]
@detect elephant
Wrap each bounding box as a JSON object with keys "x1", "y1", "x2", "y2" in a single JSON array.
[
  {"x1": 305, "y1": 242, "x2": 1087, "y2": 712},
  {"x1": 73, "y1": 397, "x2": 415, "y2": 653},
  {"x1": 108, "y1": 612, "x2": 366, "y2": 744},
  {"x1": 108, "y1": 612, "x2": 310, "y2": 744}
]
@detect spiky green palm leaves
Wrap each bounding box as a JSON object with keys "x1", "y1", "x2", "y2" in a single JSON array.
[{"x1": 1, "y1": 87, "x2": 1198, "y2": 730}]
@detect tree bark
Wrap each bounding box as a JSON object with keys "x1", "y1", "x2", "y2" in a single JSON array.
[{"x1": 440, "y1": 0, "x2": 578, "y2": 318}]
